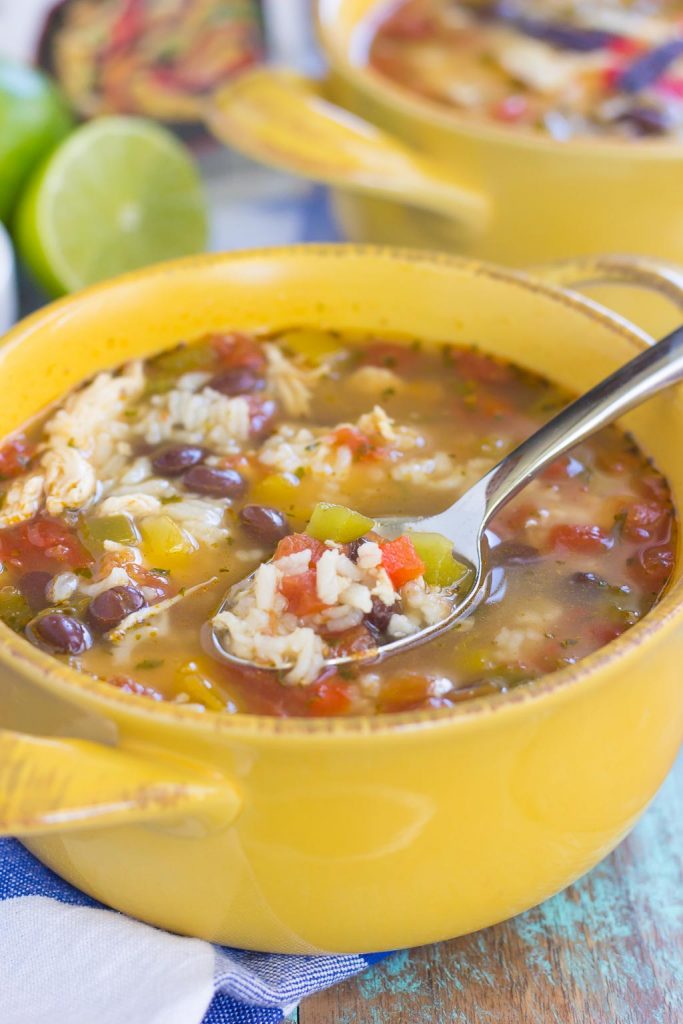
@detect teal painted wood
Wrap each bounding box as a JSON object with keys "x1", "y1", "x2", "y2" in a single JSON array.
[{"x1": 301, "y1": 755, "x2": 682, "y2": 1024}]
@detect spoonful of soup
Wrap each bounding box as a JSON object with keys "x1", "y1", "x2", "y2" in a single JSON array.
[{"x1": 205, "y1": 324, "x2": 683, "y2": 684}]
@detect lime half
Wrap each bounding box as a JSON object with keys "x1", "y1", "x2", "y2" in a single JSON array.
[{"x1": 16, "y1": 117, "x2": 208, "y2": 296}]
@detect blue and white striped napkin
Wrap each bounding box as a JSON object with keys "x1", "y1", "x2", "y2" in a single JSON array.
[{"x1": 0, "y1": 838, "x2": 389, "y2": 1024}]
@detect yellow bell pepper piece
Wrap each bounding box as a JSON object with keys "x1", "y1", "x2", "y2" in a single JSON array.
[
  {"x1": 140, "y1": 515, "x2": 196, "y2": 570},
  {"x1": 278, "y1": 328, "x2": 340, "y2": 364},
  {"x1": 176, "y1": 660, "x2": 228, "y2": 711},
  {"x1": 251, "y1": 472, "x2": 312, "y2": 525}
]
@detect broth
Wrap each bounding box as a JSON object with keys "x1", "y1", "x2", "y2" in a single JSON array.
[{"x1": 0, "y1": 328, "x2": 675, "y2": 716}]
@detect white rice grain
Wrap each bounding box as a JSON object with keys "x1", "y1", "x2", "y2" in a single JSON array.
[{"x1": 255, "y1": 562, "x2": 280, "y2": 612}]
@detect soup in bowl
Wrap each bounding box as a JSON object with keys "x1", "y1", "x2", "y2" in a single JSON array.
[
  {"x1": 0, "y1": 246, "x2": 681, "y2": 954},
  {"x1": 0, "y1": 320, "x2": 675, "y2": 715}
]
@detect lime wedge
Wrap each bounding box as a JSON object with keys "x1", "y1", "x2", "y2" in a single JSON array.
[{"x1": 15, "y1": 116, "x2": 208, "y2": 296}]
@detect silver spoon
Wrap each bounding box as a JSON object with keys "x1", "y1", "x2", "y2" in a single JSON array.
[{"x1": 204, "y1": 324, "x2": 683, "y2": 673}]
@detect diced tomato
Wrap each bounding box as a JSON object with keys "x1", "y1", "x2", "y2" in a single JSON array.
[
  {"x1": 500, "y1": 502, "x2": 538, "y2": 533},
  {"x1": 640, "y1": 472, "x2": 672, "y2": 504},
  {"x1": 476, "y1": 393, "x2": 516, "y2": 418},
  {"x1": 219, "y1": 662, "x2": 306, "y2": 717},
  {"x1": 541, "y1": 454, "x2": 585, "y2": 483},
  {"x1": 248, "y1": 396, "x2": 277, "y2": 437},
  {"x1": 211, "y1": 332, "x2": 266, "y2": 372},
  {"x1": 549, "y1": 524, "x2": 612, "y2": 555},
  {"x1": 451, "y1": 349, "x2": 513, "y2": 384},
  {"x1": 329, "y1": 425, "x2": 386, "y2": 460},
  {"x1": 602, "y1": 64, "x2": 622, "y2": 91},
  {"x1": 657, "y1": 76, "x2": 683, "y2": 98},
  {"x1": 126, "y1": 563, "x2": 171, "y2": 603},
  {"x1": 359, "y1": 342, "x2": 418, "y2": 372},
  {"x1": 274, "y1": 533, "x2": 326, "y2": 564},
  {"x1": 0, "y1": 435, "x2": 35, "y2": 480},
  {"x1": 377, "y1": 672, "x2": 433, "y2": 713},
  {"x1": 607, "y1": 36, "x2": 644, "y2": 57},
  {"x1": 381, "y1": 4, "x2": 435, "y2": 40},
  {"x1": 630, "y1": 545, "x2": 675, "y2": 591},
  {"x1": 0, "y1": 516, "x2": 93, "y2": 571},
  {"x1": 280, "y1": 569, "x2": 327, "y2": 617},
  {"x1": 307, "y1": 677, "x2": 353, "y2": 716},
  {"x1": 591, "y1": 622, "x2": 626, "y2": 647},
  {"x1": 492, "y1": 95, "x2": 529, "y2": 123},
  {"x1": 380, "y1": 535, "x2": 426, "y2": 588},
  {"x1": 109, "y1": 675, "x2": 165, "y2": 702},
  {"x1": 621, "y1": 502, "x2": 667, "y2": 542},
  {"x1": 216, "y1": 452, "x2": 253, "y2": 473},
  {"x1": 108, "y1": 0, "x2": 144, "y2": 51}
]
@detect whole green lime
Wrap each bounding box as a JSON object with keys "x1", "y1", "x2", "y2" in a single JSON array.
[{"x1": 0, "y1": 59, "x2": 73, "y2": 223}]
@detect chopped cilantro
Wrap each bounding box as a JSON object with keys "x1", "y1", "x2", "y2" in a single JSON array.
[
  {"x1": 337, "y1": 664, "x2": 357, "y2": 681},
  {"x1": 135, "y1": 658, "x2": 165, "y2": 670},
  {"x1": 612, "y1": 510, "x2": 627, "y2": 538}
]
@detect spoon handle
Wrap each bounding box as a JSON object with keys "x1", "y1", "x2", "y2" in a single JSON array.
[{"x1": 424, "y1": 325, "x2": 683, "y2": 558}]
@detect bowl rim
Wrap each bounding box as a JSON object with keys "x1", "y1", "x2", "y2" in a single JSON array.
[
  {"x1": 1, "y1": 242, "x2": 681, "y2": 739},
  {"x1": 316, "y1": 0, "x2": 683, "y2": 160}
]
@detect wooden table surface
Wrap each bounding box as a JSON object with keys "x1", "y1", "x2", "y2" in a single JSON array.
[{"x1": 295, "y1": 756, "x2": 682, "y2": 1024}]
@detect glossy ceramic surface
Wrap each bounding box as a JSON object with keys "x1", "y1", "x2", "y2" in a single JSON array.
[{"x1": 0, "y1": 246, "x2": 682, "y2": 953}]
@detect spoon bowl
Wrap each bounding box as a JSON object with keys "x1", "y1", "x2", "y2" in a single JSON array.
[{"x1": 206, "y1": 323, "x2": 683, "y2": 675}]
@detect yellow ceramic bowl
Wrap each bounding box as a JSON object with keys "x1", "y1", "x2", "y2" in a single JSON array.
[
  {"x1": 207, "y1": 0, "x2": 683, "y2": 268},
  {"x1": 0, "y1": 246, "x2": 682, "y2": 954}
]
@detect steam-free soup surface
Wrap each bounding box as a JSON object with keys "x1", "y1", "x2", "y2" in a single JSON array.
[{"x1": 0, "y1": 328, "x2": 675, "y2": 716}]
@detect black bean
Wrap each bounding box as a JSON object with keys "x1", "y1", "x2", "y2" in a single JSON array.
[
  {"x1": 18, "y1": 571, "x2": 53, "y2": 611},
  {"x1": 489, "y1": 541, "x2": 541, "y2": 567},
  {"x1": 29, "y1": 613, "x2": 92, "y2": 655},
  {"x1": 152, "y1": 445, "x2": 206, "y2": 476},
  {"x1": 209, "y1": 367, "x2": 265, "y2": 396},
  {"x1": 239, "y1": 505, "x2": 290, "y2": 544},
  {"x1": 616, "y1": 105, "x2": 670, "y2": 137},
  {"x1": 365, "y1": 597, "x2": 395, "y2": 635},
  {"x1": 183, "y1": 465, "x2": 247, "y2": 498},
  {"x1": 87, "y1": 586, "x2": 146, "y2": 633},
  {"x1": 345, "y1": 539, "x2": 363, "y2": 562}
]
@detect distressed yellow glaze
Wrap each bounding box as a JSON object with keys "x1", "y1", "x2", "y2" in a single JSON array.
[
  {"x1": 206, "y1": 0, "x2": 683, "y2": 270},
  {"x1": 0, "y1": 246, "x2": 681, "y2": 953}
]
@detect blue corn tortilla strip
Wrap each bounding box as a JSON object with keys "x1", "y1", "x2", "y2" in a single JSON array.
[
  {"x1": 481, "y1": 2, "x2": 616, "y2": 51},
  {"x1": 619, "y1": 39, "x2": 683, "y2": 93}
]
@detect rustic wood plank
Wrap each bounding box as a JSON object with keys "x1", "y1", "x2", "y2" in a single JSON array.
[{"x1": 301, "y1": 758, "x2": 682, "y2": 1024}]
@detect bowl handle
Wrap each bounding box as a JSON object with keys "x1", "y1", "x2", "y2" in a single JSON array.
[
  {"x1": 0, "y1": 727, "x2": 241, "y2": 837},
  {"x1": 204, "y1": 67, "x2": 489, "y2": 233},
  {"x1": 530, "y1": 255, "x2": 683, "y2": 314}
]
